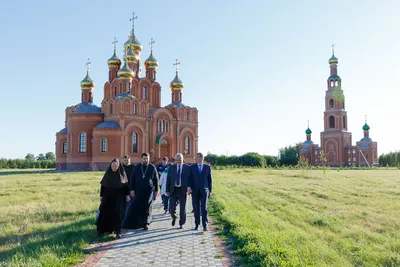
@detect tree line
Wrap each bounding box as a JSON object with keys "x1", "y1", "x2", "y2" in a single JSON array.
[
  {"x1": 378, "y1": 151, "x2": 400, "y2": 167},
  {"x1": 0, "y1": 152, "x2": 56, "y2": 169}
]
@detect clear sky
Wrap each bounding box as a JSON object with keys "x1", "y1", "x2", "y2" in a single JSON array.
[{"x1": 1, "y1": 0, "x2": 399, "y2": 159}]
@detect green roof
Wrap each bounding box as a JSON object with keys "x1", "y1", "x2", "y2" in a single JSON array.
[{"x1": 363, "y1": 123, "x2": 370, "y2": 131}]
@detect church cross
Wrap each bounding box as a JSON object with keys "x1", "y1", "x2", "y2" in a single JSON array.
[
  {"x1": 173, "y1": 59, "x2": 181, "y2": 72},
  {"x1": 112, "y1": 37, "x2": 118, "y2": 50},
  {"x1": 86, "y1": 58, "x2": 91, "y2": 73},
  {"x1": 307, "y1": 120, "x2": 310, "y2": 128},
  {"x1": 365, "y1": 114, "x2": 367, "y2": 123},
  {"x1": 129, "y1": 12, "x2": 138, "y2": 28},
  {"x1": 149, "y1": 38, "x2": 155, "y2": 52},
  {"x1": 331, "y1": 44, "x2": 335, "y2": 55}
]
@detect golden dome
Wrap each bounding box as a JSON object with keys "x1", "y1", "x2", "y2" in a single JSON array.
[
  {"x1": 170, "y1": 72, "x2": 184, "y2": 90},
  {"x1": 144, "y1": 52, "x2": 158, "y2": 69},
  {"x1": 107, "y1": 49, "x2": 121, "y2": 67},
  {"x1": 329, "y1": 54, "x2": 338, "y2": 64},
  {"x1": 125, "y1": 47, "x2": 139, "y2": 63},
  {"x1": 117, "y1": 60, "x2": 134, "y2": 79},
  {"x1": 124, "y1": 30, "x2": 142, "y2": 53},
  {"x1": 80, "y1": 71, "x2": 94, "y2": 88}
]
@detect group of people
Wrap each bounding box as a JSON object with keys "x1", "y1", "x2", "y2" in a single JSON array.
[{"x1": 96, "y1": 152, "x2": 213, "y2": 239}]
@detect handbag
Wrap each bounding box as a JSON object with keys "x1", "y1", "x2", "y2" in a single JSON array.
[{"x1": 94, "y1": 208, "x2": 100, "y2": 225}]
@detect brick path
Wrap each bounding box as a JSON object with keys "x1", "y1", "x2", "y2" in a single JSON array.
[{"x1": 94, "y1": 197, "x2": 225, "y2": 267}]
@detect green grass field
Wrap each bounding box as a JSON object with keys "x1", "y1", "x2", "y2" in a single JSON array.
[
  {"x1": 0, "y1": 170, "x2": 105, "y2": 267},
  {"x1": 209, "y1": 169, "x2": 400, "y2": 266},
  {"x1": 1, "y1": 169, "x2": 400, "y2": 266}
]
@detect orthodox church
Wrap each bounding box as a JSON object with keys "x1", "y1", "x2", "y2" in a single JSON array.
[
  {"x1": 55, "y1": 14, "x2": 198, "y2": 170},
  {"x1": 299, "y1": 49, "x2": 378, "y2": 167}
]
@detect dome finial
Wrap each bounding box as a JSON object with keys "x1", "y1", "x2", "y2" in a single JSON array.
[
  {"x1": 365, "y1": 114, "x2": 367, "y2": 124},
  {"x1": 86, "y1": 58, "x2": 91, "y2": 75},
  {"x1": 129, "y1": 12, "x2": 138, "y2": 30},
  {"x1": 173, "y1": 59, "x2": 181, "y2": 74},
  {"x1": 149, "y1": 38, "x2": 155, "y2": 53},
  {"x1": 331, "y1": 44, "x2": 335, "y2": 56},
  {"x1": 112, "y1": 37, "x2": 118, "y2": 53}
]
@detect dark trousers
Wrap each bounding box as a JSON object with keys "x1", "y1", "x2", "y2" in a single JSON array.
[
  {"x1": 169, "y1": 187, "x2": 187, "y2": 226},
  {"x1": 192, "y1": 190, "x2": 208, "y2": 228},
  {"x1": 161, "y1": 194, "x2": 169, "y2": 211}
]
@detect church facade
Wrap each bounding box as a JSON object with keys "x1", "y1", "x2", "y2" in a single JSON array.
[
  {"x1": 299, "y1": 50, "x2": 378, "y2": 167},
  {"x1": 55, "y1": 16, "x2": 198, "y2": 170}
]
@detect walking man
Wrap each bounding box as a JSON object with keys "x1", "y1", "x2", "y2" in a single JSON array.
[
  {"x1": 188, "y1": 152, "x2": 212, "y2": 231},
  {"x1": 166, "y1": 153, "x2": 190, "y2": 229}
]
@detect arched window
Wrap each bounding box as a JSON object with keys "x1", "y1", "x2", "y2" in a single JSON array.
[
  {"x1": 161, "y1": 120, "x2": 165, "y2": 132},
  {"x1": 329, "y1": 99, "x2": 334, "y2": 108},
  {"x1": 114, "y1": 87, "x2": 117, "y2": 96},
  {"x1": 79, "y1": 132, "x2": 87, "y2": 153},
  {"x1": 101, "y1": 138, "x2": 107, "y2": 152},
  {"x1": 329, "y1": 116, "x2": 335, "y2": 128},
  {"x1": 62, "y1": 142, "x2": 67, "y2": 154},
  {"x1": 185, "y1": 136, "x2": 190, "y2": 154},
  {"x1": 166, "y1": 122, "x2": 169, "y2": 132},
  {"x1": 134, "y1": 103, "x2": 137, "y2": 114},
  {"x1": 186, "y1": 112, "x2": 189, "y2": 120},
  {"x1": 335, "y1": 81, "x2": 338, "y2": 86},
  {"x1": 143, "y1": 87, "x2": 147, "y2": 100},
  {"x1": 343, "y1": 116, "x2": 346, "y2": 129},
  {"x1": 128, "y1": 83, "x2": 131, "y2": 93},
  {"x1": 330, "y1": 81, "x2": 334, "y2": 87},
  {"x1": 119, "y1": 82, "x2": 122, "y2": 93},
  {"x1": 110, "y1": 103, "x2": 113, "y2": 114},
  {"x1": 132, "y1": 132, "x2": 138, "y2": 153}
]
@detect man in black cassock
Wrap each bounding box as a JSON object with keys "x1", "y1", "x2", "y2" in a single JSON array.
[{"x1": 122, "y1": 152, "x2": 159, "y2": 230}]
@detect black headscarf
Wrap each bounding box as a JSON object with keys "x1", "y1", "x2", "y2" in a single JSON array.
[{"x1": 100, "y1": 158, "x2": 128, "y2": 188}]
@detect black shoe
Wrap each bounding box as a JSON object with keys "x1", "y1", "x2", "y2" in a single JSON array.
[
  {"x1": 179, "y1": 225, "x2": 183, "y2": 229},
  {"x1": 194, "y1": 225, "x2": 199, "y2": 230},
  {"x1": 143, "y1": 225, "x2": 149, "y2": 230},
  {"x1": 164, "y1": 210, "x2": 168, "y2": 214},
  {"x1": 203, "y1": 227, "x2": 208, "y2": 231},
  {"x1": 172, "y1": 218, "x2": 176, "y2": 226}
]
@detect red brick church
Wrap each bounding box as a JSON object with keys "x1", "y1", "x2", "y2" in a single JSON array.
[
  {"x1": 299, "y1": 48, "x2": 378, "y2": 167},
  {"x1": 55, "y1": 14, "x2": 198, "y2": 170}
]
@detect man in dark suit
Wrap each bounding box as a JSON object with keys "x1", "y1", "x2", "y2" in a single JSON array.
[
  {"x1": 188, "y1": 152, "x2": 212, "y2": 231},
  {"x1": 166, "y1": 153, "x2": 190, "y2": 229}
]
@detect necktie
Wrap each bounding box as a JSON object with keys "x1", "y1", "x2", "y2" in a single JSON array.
[
  {"x1": 198, "y1": 164, "x2": 202, "y2": 173},
  {"x1": 176, "y1": 165, "x2": 181, "y2": 185}
]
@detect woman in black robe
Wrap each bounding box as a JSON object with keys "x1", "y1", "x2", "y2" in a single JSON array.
[
  {"x1": 96, "y1": 158, "x2": 130, "y2": 238},
  {"x1": 122, "y1": 152, "x2": 159, "y2": 230}
]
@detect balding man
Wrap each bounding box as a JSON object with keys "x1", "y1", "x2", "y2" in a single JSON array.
[{"x1": 166, "y1": 153, "x2": 190, "y2": 229}]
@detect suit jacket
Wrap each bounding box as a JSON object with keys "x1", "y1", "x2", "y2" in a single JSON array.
[
  {"x1": 166, "y1": 164, "x2": 190, "y2": 195},
  {"x1": 189, "y1": 164, "x2": 212, "y2": 193}
]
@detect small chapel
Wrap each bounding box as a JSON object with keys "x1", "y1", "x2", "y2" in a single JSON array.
[
  {"x1": 299, "y1": 48, "x2": 378, "y2": 167},
  {"x1": 55, "y1": 14, "x2": 198, "y2": 170}
]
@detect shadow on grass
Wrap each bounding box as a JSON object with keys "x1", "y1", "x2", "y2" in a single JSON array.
[{"x1": 0, "y1": 215, "x2": 100, "y2": 266}]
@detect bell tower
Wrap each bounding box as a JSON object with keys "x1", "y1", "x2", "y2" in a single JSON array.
[{"x1": 320, "y1": 45, "x2": 352, "y2": 166}]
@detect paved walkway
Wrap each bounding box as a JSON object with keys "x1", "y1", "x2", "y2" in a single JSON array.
[{"x1": 94, "y1": 196, "x2": 225, "y2": 267}]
